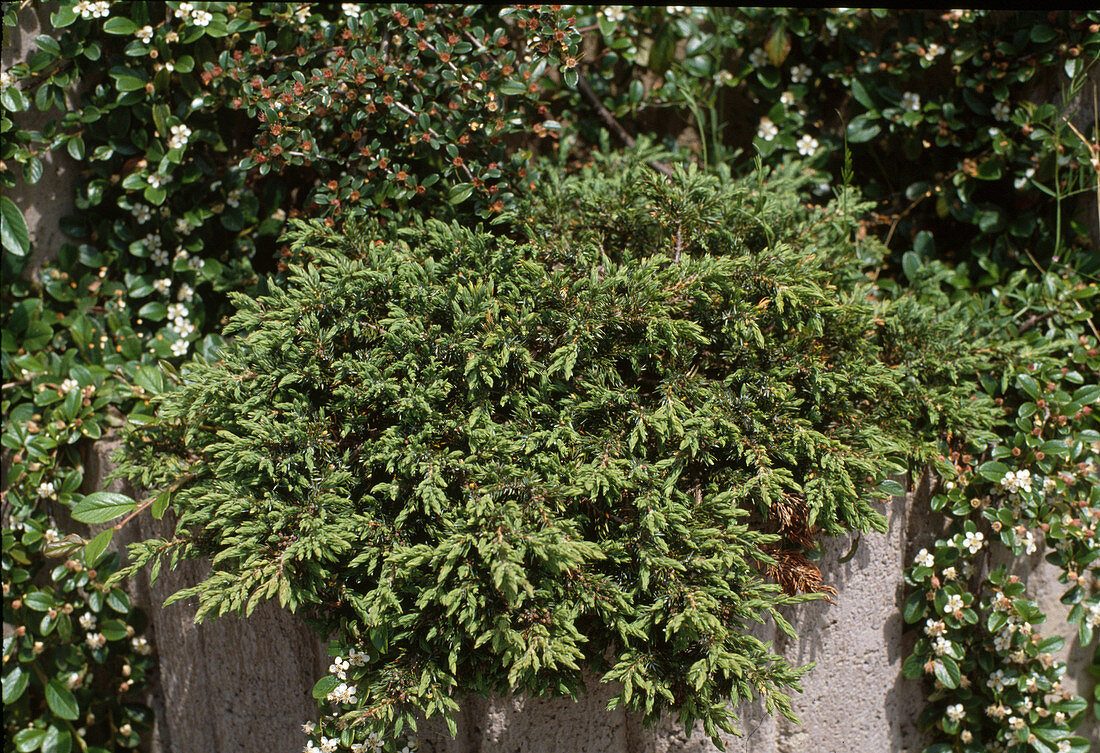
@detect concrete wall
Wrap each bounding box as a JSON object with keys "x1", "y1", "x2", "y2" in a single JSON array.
[{"x1": 83, "y1": 440, "x2": 329, "y2": 753}]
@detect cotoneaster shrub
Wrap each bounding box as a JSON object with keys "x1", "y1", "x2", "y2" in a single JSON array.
[{"x1": 107, "y1": 155, "x2": 992, "y2": 749}]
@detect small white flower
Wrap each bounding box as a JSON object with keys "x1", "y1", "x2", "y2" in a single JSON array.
[
  {"x1": 327, "y1": 682, "x2": 357, "y2": 705},
  {"x1": 171, "y1": 339, "x2": 190, "y2": 356},
  {"x1": 362, "y1": 732, "x2": 384, "y2": 751},
  {"x1": 187, "y1": 255, "x2": 205, "y2": 272},
  {"x1": 756, "y1": 116, "x2": 779, "y2": 141},
  {"x1": 985, "y1": 702, "x2": 1008, "y2": 720},
  {"x1": 152, "y1": 248, "x2": 170, "y2": 267},
  {"x1": 37, "y1": 481, "x2": 57, "y2": 498},
  {"x1": 1014, "y1": 166, "x2": 1035, "y2": 190},
  {"x1": 1058, "y1": 741, "x2": 1072, "y2": 753},
  {"x1": 780, "y1": 91, "x2": 796, "y2": 107},
  {"x1": 991, "y1": 100, "x2": 1011, "y2": 121},
  {"x1": 177, "y1": 282, "x2": 195, "y2": 302},
  {"x1": 301, "y1": 722, "x2": 315, "y2": 735},
  {"x1": 790, "y1": 64, "x2": 812, "y2": 83},
  {"x1": 796, "y1": 134, "x2": 819, "y2": 157},
  {"x1": 933, "y1": 636, "x2": 952, "y2": 656},
  {"x1": 167, "y1": 302, "x2": 189, "y2": 322},
  {"x1": 166, "y1": 31, "x2": 179, "y2": 43},
  {"x1": 168, "y1": 123, "x2": 192, "y2": 150},
  {"x1": 959, "y1": 729, "x2": 972, "y2": 743},
  {"x1": 131, "y1": 636, "x2": 152, "y2": 654},
  {"x1": 79, "y1": 612, "x2": 97, "y2": 631},
  {"x1": 1, "y1": 70, "x2": 14, "y2": 89},
  {"x1": 153, "y1": 278, "x2": 172, "y2": 295},
  {"x1": 119, "y1": 724, "x2": 132, "y2": 736},
  {"x1": 962, "y1": 531, "x2": 984, "y2": 554},
  {"x1": 941, "y1": 566, "x2": 956, "y2": 581},
  {"x1": 175, "y1": 217, "x2": 195, "y2": 235},
  {"x1": 190, "y1": 8, "x2": 213, "y2": 26},
  {"x1": 329, "y1": 657, "x2": 351, "y2": 680},
  {"x1": 987, "y1": 668, "x2": 1008, "y2": 691},
  {"x1": 342, "y1": 3, "x2": 362, "y2": 19},
  {"x1": 1007, "y1": 715, "x2": 1025, "y2": 731},
  {"x1": 945, "y1": 593, "x2": 965, "y2": 616},
  {"x1": 1087, "y1": 600, "x2": 1100, "y2": 628},
  {"x1": 142, "y1": 233, "x2": 163, "y2": 252},
  {"x1": 174, "y1": 2, "x2": 194, "y2": 19},
  {"x1": 227, "y1": 188, "x2": 243, "y2": 207},
  {"x1": 901, "y1": 91, "x2": 921, "y2": 111},
  {"x1": 924, "y1": 43, "x2": 944, "y2": 61},
  {"x1": 59, "y1": 377, "x2": 80, "y2": 393},
  {"x1": 924, "y1": 619, "x2": 946, "y2": 637},
  {"x1": 67, "y1": 672, "x2": 83, "y2": 690},
  {"x1": 86, "y1": 632, "x2": 107, "y2": 650},
  {"x1": 1055, "y1": 711, "x2": 1066, "y2": 725},
  {"x1": 601, "y1": 6, "x2": 626, "y2": 23},
  {"x1": 320, "y1": 738, "x2": 339, "y2": 753},
  {"x1": 131, "y1": 204, "x2": 153, "y2": 223},
  {"x1": 748, "y1": 48, "x2": 767, "y2": 68},
  {"x1": 76, "y1": 0, "x2": 110, "y2": 20},
  {"x1": 147, "y1": 173, "x2": 170, "y2": 188},
  {"x1": 1023, "y1": 530, "x2": 1037, "y2": 555},
  {"x1": 172, "y1": 320, "x2": 195, "y2": 338},
  {"x1": 945, "y1": 703, "x2": 965, "y2": 723},
  {"x1": 914, "y1": 548, "x2": 934, "y2": 568},
  {"x1": 294, "y1": 6, "x2": 311, "y2": 24},
  {"x1": 348, "y1": 647, "x2": 370, "y2": 666},
  {"x1": 135, "y1": 25, "x2": 154, "y2": 43}
]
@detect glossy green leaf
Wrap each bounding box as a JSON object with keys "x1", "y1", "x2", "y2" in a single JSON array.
[
  {"x1": 102, "y1": 16, "x2": 138, "y2": 35},
  {"x1": 71, "y1": 491, "x2": 137, "y2": 524},
  {"x1": 45, "y1": 680, "x2": 80, "y2": 720},
  {"x1": 84, "y1": 528, "x2": 113, "y2": 567},
  {"x1": 12, "y1": 728, "x2": 46, "y2": 753},
  {"x1": 1, "y1": 195, "x2": 31, "y2": 256},
  {"x1": 2, "y1": 667, "x2": 29, "y2": 704},
  {"x1": 312, "y1": 675, "x2": 338, "y2": 699}
]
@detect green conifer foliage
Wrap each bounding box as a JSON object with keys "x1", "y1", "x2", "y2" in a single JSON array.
[{"x1": 114, "y1": 156, "x2": 988, "y2": 746}]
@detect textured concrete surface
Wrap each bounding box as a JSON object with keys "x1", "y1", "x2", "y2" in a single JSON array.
[{"x1": 84, "y1": 439, "x2": 328, "y2": 753}]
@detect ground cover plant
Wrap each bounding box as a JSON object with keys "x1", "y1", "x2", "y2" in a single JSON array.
[
  {"x1": 2, "y1": 5, "x2": 1098, "y2": 753},
  {"x1": 108, "y1": 155, "x2": 995, "y2": 747}
]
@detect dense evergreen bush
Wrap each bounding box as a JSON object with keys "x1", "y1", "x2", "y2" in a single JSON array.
[{"x1": 110, "y1": 155, "x2": 989, "y2": 746}]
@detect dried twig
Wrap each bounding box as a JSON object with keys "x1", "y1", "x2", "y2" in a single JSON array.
[
  {"x1": 576, "y1": 71, "x2": 673, "y2": 178},
  {"x1": 1016, "y1": 310, "x2": 1055, "y2": 335}
]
